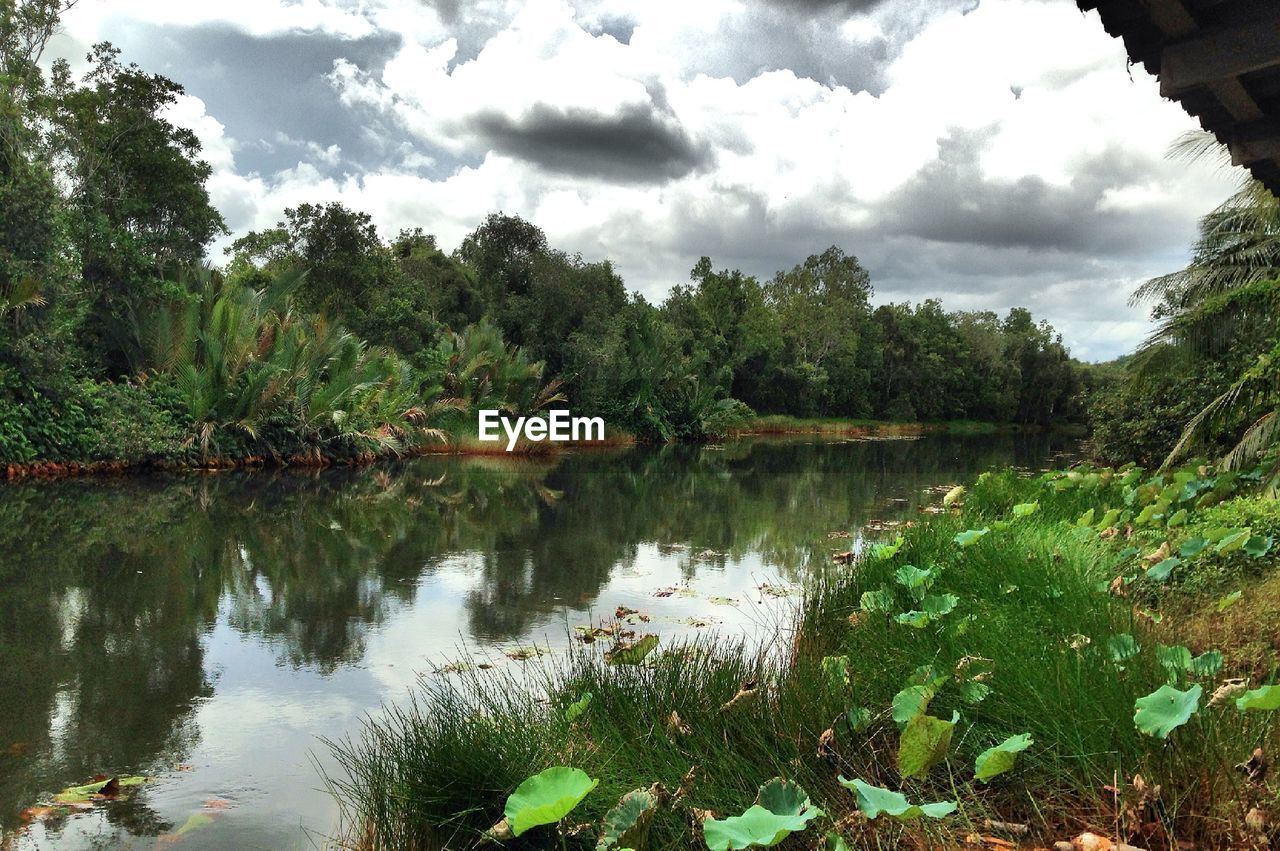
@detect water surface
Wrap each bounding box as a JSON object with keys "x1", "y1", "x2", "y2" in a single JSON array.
[{"x1": 0, "y1": 433, "x2": 1077, "y2": 848}]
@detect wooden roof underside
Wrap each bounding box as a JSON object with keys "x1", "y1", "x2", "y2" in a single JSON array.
[{"x1": 1079, "y1": 0, "x2": 1280, "y2": 194}]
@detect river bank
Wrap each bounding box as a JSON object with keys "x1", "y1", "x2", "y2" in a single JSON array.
[
  {"x1": 327, "y1": 459, "x2": 1280, "y2": 850},
  {"x1": 0, "y1": 417, "x2": 1067, "y2": 481}
]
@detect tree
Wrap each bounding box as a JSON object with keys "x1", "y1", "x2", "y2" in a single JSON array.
[
  {"x1": 228, "y1": 203, "x2": 441, "y2": 359},
  {"x1": 50, "y1": 42, "x2": 226, "y2": 354}
]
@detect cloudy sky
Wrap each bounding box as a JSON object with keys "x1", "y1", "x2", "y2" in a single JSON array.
[{"x1": 53, "y1": 0, "x2": 1242, "y2": 360}]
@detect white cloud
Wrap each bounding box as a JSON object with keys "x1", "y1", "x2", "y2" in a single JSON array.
[{"x1": 91, "y1": 0, "x2": 1244, "y2": 361}]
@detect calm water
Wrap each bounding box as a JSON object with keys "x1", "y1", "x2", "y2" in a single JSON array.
[{"x1": 0, "y1": 434, "x2": 1076, "y2": 849}]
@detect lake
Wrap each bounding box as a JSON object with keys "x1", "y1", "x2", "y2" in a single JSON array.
[{"x1": 0, "y1": 433, "x2": 1078, "y2": 849}]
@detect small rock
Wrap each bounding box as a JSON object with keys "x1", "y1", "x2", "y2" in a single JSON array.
[{"x1": 1072, "y1": 833, "x2": 1114, "y2": 851}]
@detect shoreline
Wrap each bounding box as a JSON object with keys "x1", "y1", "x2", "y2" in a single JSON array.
[{"x1": 0, "y1": 417, "x2": 1079, "y2": 481}]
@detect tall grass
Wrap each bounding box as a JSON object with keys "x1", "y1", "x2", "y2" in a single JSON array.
[{"x1": 327, "y1": 465, "x2": 1279, "y2": 850}]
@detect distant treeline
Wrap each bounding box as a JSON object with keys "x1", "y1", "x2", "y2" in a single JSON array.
[{"x1": 0, "y1": 6, "x2": 1094, "y2": 468}]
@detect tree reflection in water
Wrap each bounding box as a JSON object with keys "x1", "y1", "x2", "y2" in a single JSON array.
[{"x1": 0, "y1": 432, "x2": 1076, "y2": 845}]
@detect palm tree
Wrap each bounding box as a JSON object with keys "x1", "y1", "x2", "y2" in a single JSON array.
[
  {"x1": 1137, "y1": 132, "x2": 1280, "y2": 481},
  {"x1": 0, "y1": 275, "x2": 43, "y2": 314},
  {"x1": 130, "y1": 266, "x2": 455, "y2": 461}
]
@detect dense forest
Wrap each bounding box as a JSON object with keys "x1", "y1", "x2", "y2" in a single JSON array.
[{"x1": 0, "y1": 2, "x2": 1096, "y2": 469}]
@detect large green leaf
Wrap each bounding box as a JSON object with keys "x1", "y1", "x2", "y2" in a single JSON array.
[
  {"x1": 1190, "y1": 650, "x2": 1223, "y2": 679},
  {"x1": 702, "y1": 778, "x2": 823, "y2": 850},
  {"x1": 606, "y1": 635, "x2": 658, "y2": 665},
  {"x1": 859, "y1": 589, "x2": 895, "y2": 613},
  {"x1": 1107, "y1": 633, "x2": 1139, "y2": 663},
  {"x1": 504, "y1": 767, "x2": 599, "y2": 837},
  {"x1": 1156, "y1": 645, "x2": 1193, "y2": 682},
  {"x1": 1012, "y1": 501, "x2": 1040, "y2": 518},
  {"x1": 891, "y1": 683, "x2": 936, "y2": 726},
  {"x1": 897, "y1": 712, "x2": 955, "y2": 779},
  {"x1": 565, "y1": 693, "x2": 593, "y2": 723},
  {"x1": 953, "y1": 528, "x2": 989, "y2": 547},
  {"x1": 1179, "y1": 537, "x2": 1210, "y2": 558},
  {"x1": 1133, "y1": 684, "x2": 1201, "y2": 739},
  {"x1": 974, "y1": 733, "x2": 1033, "y2": 782},
  {"x1": 53, "y1": 776, "x2": 152, "y2": 804},
  {"x1": 837, "y1": 778, "x2": 956, "y2": 821},
  {"x1": 1236, "y1": 684, "x2": 1280, "y2": 711},
  {"x1": 894, "y1": 565, "x2": 934, "y2": 596},
  {"x1": 1215, "y1": 528, "x2": 1251, "y2": 554},
  {"x1": 1243, "y1": 535, "x2": 1274, "y2": 558},
  {"x1": 597, "y1": 787, "x2": 662, "y2": 850},
  {"x1": 1145, "y1": 557, "x2": 1181, "y2": 582}
]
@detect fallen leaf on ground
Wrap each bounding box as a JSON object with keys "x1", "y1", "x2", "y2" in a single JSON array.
[
  {"x1": 719, "y1": 681, "x2": 759, "y2": 712},
  {"x1": 1209, "y1": 678, "x2": 1249, "y2": 707}
]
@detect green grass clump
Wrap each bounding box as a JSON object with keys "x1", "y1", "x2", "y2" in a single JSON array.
[{"x1": 327, "y1": 463, "x2": 1280, "y2": 850}]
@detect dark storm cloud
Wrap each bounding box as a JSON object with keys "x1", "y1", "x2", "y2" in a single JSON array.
[
  {"x1": 89, "y1": 21, "x2": 434, "y2": 176},
  {"x1": 877, "y1": 128, "x2": 1186, "y2": 256},
  {"x1": 470, "y1": 101, "x2": 711, "y2": 182},
  {"x1": 691, "y1": 0, "x2": 979, "y2": 93}
]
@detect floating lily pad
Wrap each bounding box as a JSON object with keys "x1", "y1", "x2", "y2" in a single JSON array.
[
  {"x1": 53, "y1": 776, "x2": 151, "y2": 804},
  {"x1": 606, "y1": 635, "x2": 658, "y2": 665}
]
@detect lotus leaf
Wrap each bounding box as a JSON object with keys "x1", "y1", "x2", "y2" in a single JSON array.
[
  {"x1": 1215, "y1": 529, "x2": 1251, "y2": 554},
  {"x1": 838, "y1": 778, "x2": 955, "y2": 820},
  {"x1": 597, "y1": 787, "x2": 661, "y2": 850},
  {"x1": 1190, "y1": 650, "x2": 1223, "y2": 679},
  {"x1": 953, "y1": 528, "x2": 989, "y2": 547},
  {"x1": 1236, "y1": 684, "x2": 1280, "y2": 711},
  {"x1": 1012, "y1": 502, "x2": 1039, "y2": 518},
  {"x1": 606, "y1": 635, "x2": 658, "y2": 665},
  {"x1": 859, "y1": 589, "x2": 895, "y2": 613},
  {"x1": 1179, "y1": 537, "x2": 1210, "y2": 558},
  {"x1": 503, "y1": 766, "x2": 599, "y2": 837},
  {"x1": 1107, "y1": 633, "x2": 1139, "y2": 663},
  {"x1": 54, "y1": 776, "x2": 151, "y2": 804},
  {"x1": 897, "y1": 712, "x2": 955, "y2": 779},
  {"x1": 1244, "y1": 535, "x2": 1274, "y2": 558},
  {"x1": 565, "y1": 693, "x2": 592, "y2": 723},
  {"x1": 1145, "y1": 557, "x2": 1181, "y2": 582},
  {"x1": 1134, "y1": 684, "x2": 1201, "y2": 739},
  {"x1": 702, "y1": 778, "x2": 823, "y2": 850},
  {"x1": 974, "y1": 733, "x2": 1033, "y2": 782}
]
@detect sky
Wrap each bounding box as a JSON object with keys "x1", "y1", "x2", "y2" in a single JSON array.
[{"x1": 51, "y1": 0, "x2": 1243, "y2": 361}]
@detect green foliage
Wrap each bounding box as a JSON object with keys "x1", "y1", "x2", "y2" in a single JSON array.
[
  {"x1": 1236, "y1": 684, "x2": 1280, "y2": 711},
  {"x1": 565, "y1": 693, "x2": 593, "y2": 723},
  {"x1": 973, "y1": 733, "x2": 1033, "y2": 783},
  {"x1": 897, "y1": 712, "x2": 955, "y2": 779},
  {"x1": 838, "y1": 779, "x2": 956, "y2": 821},
  {"x1": 703, "y1": 778, "x2": 824, "y2": 850},
  {"x1": 1133, "y1": 684, "x2": 1201, "y2": 739},
  {"x1": 502, "y1": 766, "x2": 599, "y2": 837},
  {"x1": 597, "y1": 786, "x2": 662, "y2": 850}
]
